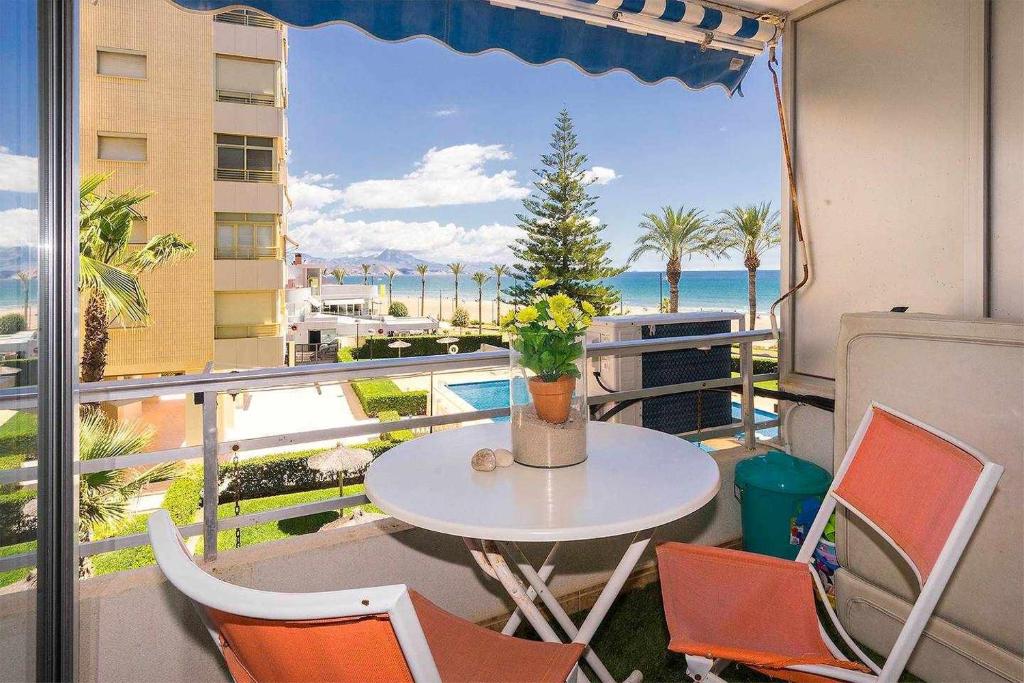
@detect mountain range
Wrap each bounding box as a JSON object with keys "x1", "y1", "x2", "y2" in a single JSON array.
[{"x1": 304, "y1": 249, "x2": 499, "y2": 275}]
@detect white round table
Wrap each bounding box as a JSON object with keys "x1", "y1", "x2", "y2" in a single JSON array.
[{"x1": 365, "y1": 421, "x2": 720, "y2": 683}]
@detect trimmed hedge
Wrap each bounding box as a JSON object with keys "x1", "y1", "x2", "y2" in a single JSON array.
[
  {"x1": 352, "y1": 333, "x2": 506, "y2": 360},
  {"x1": 0, "y1": 313, "x2": 26, "y2": 335},
  {"x1": 388, "y1": 301, "x2": 408, "y2": 317},
  {"x1": 352, "y1": 378, "x2": 427, "y2": 417},
  {"x1": 218, "y1": 448, "x2": 336, "y2": 503},
  {"x1": 0, "y1": 411, "x2": 38, "y2": 463},
  {"x1": 0, "y1": 539, "x2": 36, "y2": 587},
  {"x1": 377, "y1": 410, "x2": 415, "y2": 442},
  {"x1": 337, "y1": 347, "x2": 355, "y2": 362},
  {"x1": 730, "y1": 355, "x2": 778, "y2": 376}
]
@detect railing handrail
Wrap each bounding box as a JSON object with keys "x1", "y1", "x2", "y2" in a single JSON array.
[
  {"x1": 0, "y1": 329, "x2": 771, "y2": 408},
  {"x1": 0, "y1": 328, "x2": 777, "y2": 572}
]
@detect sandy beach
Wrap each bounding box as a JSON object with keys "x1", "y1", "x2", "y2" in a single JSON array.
[{"x1": 389, "y1": 293, "x2": 776, "y2": 331}]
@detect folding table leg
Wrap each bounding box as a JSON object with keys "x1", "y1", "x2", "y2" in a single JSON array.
[{"x1": 502, "y1": 542, "x2": 560, "y2": 635}]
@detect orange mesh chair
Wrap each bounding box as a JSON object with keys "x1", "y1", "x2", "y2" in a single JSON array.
[
  {"x1": 148, "y1": 510, "x2": 583, "y2": 683},
  {"x1": 657, "y1": 403, "x2": 1003, "y2": 683}
]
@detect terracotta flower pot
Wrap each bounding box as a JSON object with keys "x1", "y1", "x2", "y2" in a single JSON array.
[{"x1": 528, "y1": 375, "x2": 576, "y2": 424}]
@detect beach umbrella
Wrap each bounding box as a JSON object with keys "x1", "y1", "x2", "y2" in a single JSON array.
[
  {"x1": 388, "y1": 339, "x2": 411, "y2": 358},
  {"x1": 436, "y1": 336, "x2": 459, "y2": 344},
  {"x1": 307, "y1": 445, "x2": 373, "y2": 518}
]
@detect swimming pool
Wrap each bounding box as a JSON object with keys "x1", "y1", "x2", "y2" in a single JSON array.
[{"x1": 445, "y1": 378, "x2": 778, "y2": 440}]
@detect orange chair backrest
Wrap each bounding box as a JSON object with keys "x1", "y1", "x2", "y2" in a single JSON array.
[
  {"x1": 205, "y1": 607, "x2": 415, "y2": 683},
  {"x1": 834, "y1": 407, "x2": 983, "y2": 584}
]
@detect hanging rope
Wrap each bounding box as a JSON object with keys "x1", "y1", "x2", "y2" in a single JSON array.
[
  {"x1": 766, "y1": 38, "x2": 812, "y2": 340},
  {"x1": 231, "y1": 445, "x2": 242, "y2": 549}
]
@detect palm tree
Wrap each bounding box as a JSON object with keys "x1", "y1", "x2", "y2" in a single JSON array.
[
  {"x1": 15, "y1": 270, "x2": 34, "y2": 323},
  {"x1": 79, "y1": 173, "x2": 195, "y2": 382},
  {"x1": 415, "y1": 263, "x2": 429, "y2": 316},
  {"x1": 330, "y1": 267, "x2": 346, "y2": 284},
  {"x1": 360, "y1": 263, "x2": 372, "y2": 285},
  {"x1": 628, "y1": 206, "x2": 721, "y2": 313},
  {"x1": 491, "y1": 264, "x2": 508, "y2": 323},
  {"x1": 714, "y1": 202, "x2": 781, "y2": 329},
  {"x1": 448, "y1": 262, "x2": 464, "y2": 313},
  {"x1": 471, "y1": 272, "x2": 491, "y2": 333},
  {"x1": 385, "y1": 268, "x2": 398, "y2": 306}
]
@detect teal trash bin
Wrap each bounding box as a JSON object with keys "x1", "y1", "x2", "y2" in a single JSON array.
[{"x1": 734, "y1": 450, "x2": 832, "y2": 560}]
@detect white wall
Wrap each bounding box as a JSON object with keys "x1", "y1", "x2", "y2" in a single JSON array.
[
  {"x1": 781, "y1": 0, "x2": 1022, "y2": 383},
  {"x1": 989, "y1": 0, "x2": 1024, "y2": 320}
]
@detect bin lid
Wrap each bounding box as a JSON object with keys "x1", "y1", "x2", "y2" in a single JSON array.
[{"x1": 735, "y1": 449, "x2": 832, "y2": 495}]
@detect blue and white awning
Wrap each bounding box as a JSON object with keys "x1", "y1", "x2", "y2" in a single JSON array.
[{"x1": 171, "y1": 0, "x2": 778, "y2": 94}]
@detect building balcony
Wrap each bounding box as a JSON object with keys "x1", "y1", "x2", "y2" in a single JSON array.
[
  {"x1": 212, "y1": 11, "x2": 284, "y2": 62},
  {"x1": 213, "y1": 334, "x2": 285, "y2": 369},
  {"x1": 214, "y1": 100, "x2": 284, "y2": 138},
  {"x1": 215, "y1": 167, "x2": 279, "y2": 183},
  {"x1": 214, "y1": 257, "x2": 285, "y2": 291},
  {"x1": 214, "y1": 322, "x2": 282, "y2": 339},
  {"x1": 213, "y1": 178, "x2": 285, "y2": 213}
]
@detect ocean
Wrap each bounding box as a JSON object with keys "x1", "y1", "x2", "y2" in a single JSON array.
[
  {"x1": 359, "y1": 270, "x2": 779, "y2": 313},
  {"x1": 0, "y1": 270, "x2": 780, "y2": 315}
]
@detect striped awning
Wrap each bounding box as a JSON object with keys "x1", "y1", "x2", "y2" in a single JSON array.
[{"x1": 171, "y1": 0, "x2": 778, "y2": 94}]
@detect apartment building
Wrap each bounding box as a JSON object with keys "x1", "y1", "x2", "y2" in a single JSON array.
[{"x1": 80, "y1": 0, "x2": 289, "y2": 374}]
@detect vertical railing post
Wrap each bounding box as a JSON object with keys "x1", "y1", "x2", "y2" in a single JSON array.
[
  {"x1": 740, "y1": 340, "x2": 755, "y2": 450},
  {"x1": 201, "y1": 391, "x2": 219, "y2": 561}
]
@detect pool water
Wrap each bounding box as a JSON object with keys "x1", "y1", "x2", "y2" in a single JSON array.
[{"x1": 445, "y1": 378, "x2": 779, "y2": 442}]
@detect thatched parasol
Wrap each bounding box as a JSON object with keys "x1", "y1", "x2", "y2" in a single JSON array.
[{"x1": 307, "y1": 445, "x2": 373, "y2": 520}]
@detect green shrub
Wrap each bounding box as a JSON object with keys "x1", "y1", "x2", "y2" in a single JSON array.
[
  {"x1": 337, "y1": 346, "x2": 355, "y2": 362},
  {"x1": 352, "y1": 378, "x2": 427, "y2": 417},
  {"x1": 388, "y1": 301, "x2": 409, "y2": 317},
  {"x1": 162, "y1": 467, "x2": 204, "y2": 526},
  {"x1": 730, "y1": 355, "x2": 779, "y2": 376},
  {"x1": 359, "y1": 438, "x2": 399, "y2": 457},
  {"x1": 0, "y1": 313, "x2": 27, "y2": 335},
  {"x1": 0, "y1": 487, "x2": 37, "y2": 543},
  {"x1": 450, "y1": 308, "x2": 470, "y2": 327},
  {"x1": 218, "y1": 448, "x2": 335, "y2": 503},
  {"x1": 353, "y1": 333, "x2": 505, "y2": 360},
  {"x1": 377, "y1": 409, "x2": 415, "y2": 442},
  {"x1": 0, "y1": 412, "x2": 38, "y2": 462}
]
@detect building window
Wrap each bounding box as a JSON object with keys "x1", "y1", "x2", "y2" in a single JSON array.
[
  {"x1": 215, "y1": 134, "x2": 276, "y2": 182},
  {"x1": 215, "y1": 212, "x2": 279, "y2": 259},
  {"x1": 96, "y1": 49, "x2": 146, "y2": 78},
  {"x1": 216, "y1": 55, "x2": 279, "y2": 106},
  {"x1": 129, "y1": 218, "x2": 148, "y2": 244},
  {"x1": 98, "y1": 134, "x2": 146, "y2": 162}
]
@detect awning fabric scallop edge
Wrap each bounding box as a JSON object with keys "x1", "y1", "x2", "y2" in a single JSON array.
[{"x1": 169, "y1": 0, "x2": 777, "y2": 94}]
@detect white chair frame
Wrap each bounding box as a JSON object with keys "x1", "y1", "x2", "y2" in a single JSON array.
[
  {"x1": 147, "y1": 509, "x2": 442, "y2": 683},
  {"x1": 684, "y1": 402, "x2": 1004, "y2": 683}
]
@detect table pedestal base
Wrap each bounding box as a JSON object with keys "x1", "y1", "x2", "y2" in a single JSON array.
[{"x1": 465, "y1": 531, "x2": 653, "y2": 683}]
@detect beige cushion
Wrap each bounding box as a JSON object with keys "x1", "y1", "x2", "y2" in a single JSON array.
[
  {"x1": 835, "y1": 569, "x2": 1024, "y2": 683},
  {"x1": 834, "y1": 313, "x2": 1023, "y2": 665}
]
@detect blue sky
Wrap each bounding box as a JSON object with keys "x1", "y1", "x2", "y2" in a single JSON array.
[{"x1": 284, "y1": 22, "x2": 781, "y2": 271}]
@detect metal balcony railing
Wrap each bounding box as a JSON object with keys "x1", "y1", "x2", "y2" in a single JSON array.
[
  {"x1": 214, "y1": 9, "x2": 279, "y2": 29},
  {"x1": 0, "y1": 330, "x2": 777, "y2": 575},
  {"x1": 216, "y1": 89, "x2": 279, "y2": 107},
  {"x1": 214, "y1": 323, "x2": 282, "y2": 339},
  {"x1": 214, "y1": 245, "x2": 282, "y2": 260},
  {"x1": 215, "y1": 168, "x2": 279, "y2": 183}
]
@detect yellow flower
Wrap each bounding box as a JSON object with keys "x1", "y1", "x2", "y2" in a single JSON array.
[
  {"x1": 551, "y1": 311, "x2": 571, "y2": 331},
  {"x1": 548, "y1": 293, "x2": 573, "y2": 313},
  {"x1": 499, "y1": 311, "x2": 516, "y2": 328},
  {"x1": 516, "y1": 306, "x2": 539, "y2": 324},
  {"x1": 581, "y1": 301, "x2": 596, "y2": 316},
  {"x1": 533, "y1": 278, "x2": 556, "y2": 290}
]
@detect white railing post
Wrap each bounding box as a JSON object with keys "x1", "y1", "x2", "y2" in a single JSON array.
[
  {"x1": 740, "y1": 340, "x2": 755, "y2": 450},
  {"x1": 201, "y1": 390, "x2": 219, "y2": 561}
]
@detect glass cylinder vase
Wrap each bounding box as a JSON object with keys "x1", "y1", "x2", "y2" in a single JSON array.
[{"x1": 509, "y1": 334, "x2": 588, "y2": 468}]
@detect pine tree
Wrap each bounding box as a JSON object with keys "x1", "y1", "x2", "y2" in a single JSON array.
[{"x1": 507, "y1": 109, "x2": 622, "y2": 314}]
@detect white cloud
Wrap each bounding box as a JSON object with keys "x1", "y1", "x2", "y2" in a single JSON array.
[
  {"x1": 288, "y1": 172, "x2": 346, "y2": 224},
  {"x1": 289, "y1": 216, "x2": 522, "y2": 264},
  {"x1": 339, "y1": 144, "x2": 529, "y2": 210},
  {"x1": 584, "y1": 166, "x2": 618, "y2": 186},
  {"x1": 0, "y1": 208, "x2": 38, "y2": 247},
  {"x1": 432, "y1": 107, "x2": 459, "y2": 118},
  {"x1": 0, "y1": 148, "x2": 37, "y2": 193}
]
